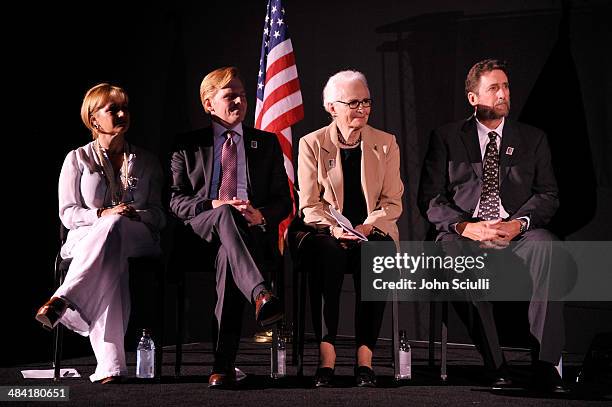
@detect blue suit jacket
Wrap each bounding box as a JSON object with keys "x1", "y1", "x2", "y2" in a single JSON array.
[{"x1": 169, "y1": 125, "x2": 292, "y2": 230}]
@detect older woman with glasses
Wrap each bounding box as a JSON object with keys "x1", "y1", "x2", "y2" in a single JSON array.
[{"x1": 297, "y1": 70, "x2": 404, "y2": 387}]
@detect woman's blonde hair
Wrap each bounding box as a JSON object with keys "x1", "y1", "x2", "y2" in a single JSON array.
[
  {"x1": 80, "y1": 83, "x2": 128, "y2": 139},
  {"x1": 200, "y1": 66, "x2": 241, "y2": 113}
]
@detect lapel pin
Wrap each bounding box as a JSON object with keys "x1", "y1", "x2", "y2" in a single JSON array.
[
  {"x1": 328, "y1": 159, "x2": 336, "y2": 169},
  {"x1": 250, "y1": 140, "x2": 258, "y2": 149},
  {"x1": 506, "y1": 147, "x2": 514, "y2": 155}
]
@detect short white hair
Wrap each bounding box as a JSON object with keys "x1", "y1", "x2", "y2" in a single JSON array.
[{"x1": 322, "y1": 70, "x2": 369, "y2": 113}]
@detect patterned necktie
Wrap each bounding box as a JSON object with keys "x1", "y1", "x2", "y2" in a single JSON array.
[
  {"x1": 218, "y1": 130, "x2": 237, "y2": 200},
  {"x1": 477, "y1": 131, "x2": 500, "y2": 220}
]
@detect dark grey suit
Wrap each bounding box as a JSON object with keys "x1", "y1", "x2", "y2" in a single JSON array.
[
  {"x1": 419, "y1": 116, "x2": 564, "y2": 367},
  {"x1": 420, "y1": 116, "x2": 559, "y2": 234},
  {"x1": 170, "y1": 125, "x2": 291, "y2": 370}
]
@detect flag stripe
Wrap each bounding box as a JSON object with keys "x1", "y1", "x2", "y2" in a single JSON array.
[
  {"x1": 274, "y1": 130, "x2": 293, "y2": 161},
  {"x1": 255, "y1": 0, "x2": 303, "y2": 252},
  {"x1": 260, "y1": 92, "x2": 303, "y2": 130},
  {"x1": 283, "y1": 154, "x2": 295, "y2": 183},
  {"x1": 254, "y1": 65, "x2": 298, "y2": 122},
  {"x1": 261, "y1": 65, "x2": 298, "y2": 102},
  {"x1": 279, "y1": 127, "x2": 293, "y2": 147},
  {"x1": 263, "y1": 104, "x2": 304, "y2": 134},
  {"x1": 256, "y1": 78, "x2": 301, "y2": 128},
  {"x1": 265, "y1": 52, "x2": 296, "y2": 85},
  {"x1": 266, "y1": 38, "x2": 293, "y2": 67}
]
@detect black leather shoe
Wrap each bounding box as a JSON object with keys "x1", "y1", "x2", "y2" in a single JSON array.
[
  {"x1": 254, "y1": 289, "x2": 283, "y2": 327},
  {"x1": 35, "y1": 297, "x2": 72, "y2": 330},
  {"x1": 491, "y1": 376, "x2": 513, "y2": 389},
  {"x1": 531, "y1": 361, "x2": 570, "y2": 394},
  {"x1": 314, "y1": 367, "x2": 334, "y2": 388},
  {"x1": 355, "y1": 366, "x2": 377, "y2": 388},
  {"x1": 490, "y1": 364, "x2": 513, "y2": 389}
]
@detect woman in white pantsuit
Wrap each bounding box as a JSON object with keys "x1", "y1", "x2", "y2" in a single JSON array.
[{"x1": 35, "y1": 83, "x2": 165, "y2": 383}]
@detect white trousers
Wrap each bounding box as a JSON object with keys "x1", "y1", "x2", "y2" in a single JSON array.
[{"x1": 54, "y1": 215, "x2": 160, "y2": 382}]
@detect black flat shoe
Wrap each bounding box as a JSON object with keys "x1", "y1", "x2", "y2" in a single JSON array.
[
  {"x1": 355, "y1": 366, "x2": 377, "y2": 388},
  {"x1": 530, "y1": 362, "x2": 570, "y2": 394},
  {"x1": 314, "y1": 367, "x2": 335, "y2": 388},
  {"x1": 35, "y1": 297, "x2": 71, "y2": 330}
]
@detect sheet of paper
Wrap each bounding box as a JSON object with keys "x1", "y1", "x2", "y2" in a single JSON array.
[
  {"x1": 328, "y1": 205, "x2": 368, "y2": 241},
  {"x1": 235, "y1": 367, "x2": 247, "y2": 381},
  {"x1": 21, "y1": 368, "x2": 81, "y2": 379}
]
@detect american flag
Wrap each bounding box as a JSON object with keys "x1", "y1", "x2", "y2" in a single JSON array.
[{"x1": 255, "y1": 0, "x2": 303, "y2": 250}]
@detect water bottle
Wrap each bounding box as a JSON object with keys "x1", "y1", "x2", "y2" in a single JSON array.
[
  {"x1": 136, "y1": 329, "x2": 155, "y2": 378},
  {"x1": 270, "y1": 336, "x2": 286, "y2": 379},
  {"x1": 398, "y1": 330, "x2": 411, "y2": 380}
]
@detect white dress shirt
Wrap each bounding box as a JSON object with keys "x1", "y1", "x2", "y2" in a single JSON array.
[{"x1": 473, "y1": 117, "x2": 530, "y2": 229}]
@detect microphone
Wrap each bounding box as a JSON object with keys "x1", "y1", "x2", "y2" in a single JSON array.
[{"x1": 93, "y1": 121, "x2": 127, "y2": 136}]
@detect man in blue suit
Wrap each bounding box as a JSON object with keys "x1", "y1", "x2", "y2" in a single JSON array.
[{"x1": 170, "y1": 67, "x2": 291, "y2": 388}]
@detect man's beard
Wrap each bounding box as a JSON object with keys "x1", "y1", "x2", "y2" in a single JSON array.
[{"x1": 476, "y1": 101, "x2": 510, "y2": 121}]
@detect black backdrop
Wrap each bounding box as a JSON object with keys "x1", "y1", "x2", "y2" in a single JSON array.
[{"x1": 4, "y1": 0, "x2": 611, "y2": 367}]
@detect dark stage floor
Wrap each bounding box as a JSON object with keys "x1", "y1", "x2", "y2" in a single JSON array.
[{"x1": 2, "y1": 336, "x2": 610, "y2": 406}]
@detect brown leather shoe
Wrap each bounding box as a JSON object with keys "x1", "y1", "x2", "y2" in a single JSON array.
[
  {"x1": 35, "y1": 297, "x2": 71, "y2": 330},
  {"x1": 99, "y1": 376, "x2": 122, "y2": 384},
  {"x1": 254, "y1": 290, "x2": 283, "y2": 327},
  {"x1": 208, "y1": 371, "x2": 237, "y2": 388}
]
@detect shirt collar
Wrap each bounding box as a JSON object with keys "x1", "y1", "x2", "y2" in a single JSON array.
[
  {"x1": 475, "y1": 116, "x2": 505, "y2": 139},
  {"x1": 212, "y1": 121, "x2": 243, "y2": 139}
]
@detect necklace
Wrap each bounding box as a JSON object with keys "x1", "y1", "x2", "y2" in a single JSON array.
[
  {"x1": 94, "y1": 139, "x2": 130, "y2": 205},
  {"x1": 338, "y1": 133, "x2": 361, "y2": 147}
]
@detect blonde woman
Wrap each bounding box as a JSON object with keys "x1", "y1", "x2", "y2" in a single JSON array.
[{"x1": 35, "y1": 83, "x2": 165, "y2": 383}]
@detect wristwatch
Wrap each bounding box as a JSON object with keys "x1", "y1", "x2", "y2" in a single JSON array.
[
  {"x1": 517, "y1": 218, "x2": 528, "y2": 234},
  {"x1": 257, "y1": 215, "x2": 267, "y2": 232}
]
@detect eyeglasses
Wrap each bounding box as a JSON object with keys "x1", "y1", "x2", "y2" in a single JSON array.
[{"x1": 334, "y1": 98, "x2": 372, "y2": 109}]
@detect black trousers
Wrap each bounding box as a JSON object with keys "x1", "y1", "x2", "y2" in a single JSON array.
[
  {"x1": 188, "y1": 205, "x2": 269, "y2": 371},
  {"x1": 439, "y1": 228, "x2": 565, "y2": 369},
  {"x1": 302, "y1": 232, "x2": 389, "y2": 350}
]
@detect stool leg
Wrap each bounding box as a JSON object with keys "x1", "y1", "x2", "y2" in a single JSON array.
[
  {"x1": 297, "y1": 271, "x2": 306, "y2": 377},
  {"x1": 271, "y1": 325, "x2": 279, "y2": 378},
  {"x1": 175, "y1": 278, "x2": 184, "y2": 378},
  {"x1": 429, "y1": 302, "x2": 436, "y2": 367},
  {"x1": 155, "y1": 262, "x2": 164, "y2": 381},
  {"x1": 441, "y1": 302, "x2": 448, "y2": 381},
  {"x1": 392, "y1": 287, "x2": 400, "y2": 379},
  {"x1": 291, "y1": 264, "x2": 299, "y2": 366},
  {"x1": 53, "y1": 325, "x2": 63, "y2": 381},
  {"x1": 53, "y1": 267, "x2": 65, "y2": 382}
]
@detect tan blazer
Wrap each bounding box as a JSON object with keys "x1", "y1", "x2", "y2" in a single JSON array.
[{"x1": 297, "y1": 122, "x2": 404, "y2": 242}]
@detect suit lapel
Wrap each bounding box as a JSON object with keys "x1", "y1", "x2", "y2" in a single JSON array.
[
  {"x1": 243, "y1": 127, "x2": 255, "y2": 195},
  {"x1": 499, "y1": 120, "x2": 518, "y2": 186},
  {"x1": 460, "y1": 117, "x2": 483, "y2": 179},
  {"x1": 200, "y1": 128, "x2": 214, "y2": 197},
  {"x1": 323, "y1": 124, "x2": 343, "y2": 210},
  {"x1": 360, "y1": 126, "x2": 380, "y2": 214}
]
